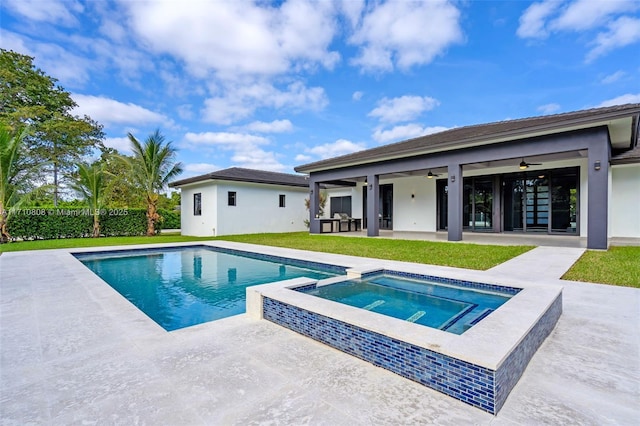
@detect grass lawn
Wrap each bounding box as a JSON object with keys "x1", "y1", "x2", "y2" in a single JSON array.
[
  {"x1": 215, "y1": 232, "x2": 532, "y2": 270},
  {"x1": 562, "y1": 246, "x2": 640, "y2": 288}
]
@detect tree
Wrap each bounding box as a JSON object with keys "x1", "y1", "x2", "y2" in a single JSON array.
[
  {"x1": 68, "y1": 162, "x2": 109, "y2": 238},
  {"x1": 127, "y1": 130, "x2": 183, "y2": 236},
  {"x1": 0, "y1": 49, "x2": 104, "y2": 205},
  {"x1": 96, "y1": 148, "x2": 145, "y2": 208},
  {"x1": 0, "y1": 124, "x2": 28, "y2": 242},
  {"x1": 304, "y1": 190, "x2": 328, "y2": 228}
]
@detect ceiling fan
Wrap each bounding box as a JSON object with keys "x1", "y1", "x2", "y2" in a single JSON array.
[
  {"x1": 519, "y1": 158, "x2": 542, "y2": 170},
  {"x1": 426, "y1": 170, "x2": 440, "y2": 179}
]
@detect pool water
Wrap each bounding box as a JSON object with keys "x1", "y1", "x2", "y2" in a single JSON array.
[
  {"x1": 299, "y1": 274, "x2": 515, "y2": 334},
  {"x1": 76, "y1": 246, "x2": 341, "y2": 331}
]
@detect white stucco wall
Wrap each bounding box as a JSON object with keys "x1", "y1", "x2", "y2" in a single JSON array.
[
  {"x1": 215, "y1": 182, "x2": 309, "y2": 236},
  {"x1": 386, "y1": 177, "x2": 437, "y2": 232},
  {"x1": 179, "y1": 182, "x2": 218, "y2": 237},
  {"x1": 610, "y1": 164, "x2": 640, "y2": 238}
]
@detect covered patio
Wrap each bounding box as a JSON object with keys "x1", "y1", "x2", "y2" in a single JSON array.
[{"x1": 296, "y1": 104, "x2": 640, "y2": 250}]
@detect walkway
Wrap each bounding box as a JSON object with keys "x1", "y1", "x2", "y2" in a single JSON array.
[{"x1": 1, "y1": 244, "x2": 638, "y2": 424}]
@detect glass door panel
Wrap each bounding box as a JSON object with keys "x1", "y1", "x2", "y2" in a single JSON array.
[
  {"x1": 473, "y1": 179, "x2": 493, "y2": 231},
  {"x1": 551, "y1": 172, "x2": 578, "y2": 233},
  {"x1": 525, "y1": 178, "x2": 549, "y2": 231},
  {"x1": 503, "y1": 178, "x2": 523, "y2": 231}
]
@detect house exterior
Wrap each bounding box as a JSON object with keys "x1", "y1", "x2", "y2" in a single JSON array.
[
  {"x1": 296, "y1": 104, "x2": 640, "y2": 249},
  {"x1": 170, "y1": 168, "x2": 310, "y2": 237}
]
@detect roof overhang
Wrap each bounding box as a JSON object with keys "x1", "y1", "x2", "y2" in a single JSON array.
[{"x1": 295, "y1": 105, "x2": 640, "y2": 174}]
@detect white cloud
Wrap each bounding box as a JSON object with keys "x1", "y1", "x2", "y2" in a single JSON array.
[
  {"x1": 597, "y1": 93, "x2": 640, "y2": 107},
  {"x1": 4, "y1": 0, "x2": 83, "y2": 26},
  {"x1": 372, "y1": 124, "x2": 449, "y2": 144},
  {"x1": 231, "y1": 148, "x2": 286, "y2": 172},
  {"x1": 516, "y1": 0, "x2": 560, "y2": 38},
  {"x1": 183, "y1": 132, "x2": 269, "y2": 149},
  {"x1": 119, "y1": 0, "x2": 339, "y2": 80},
  {"x1": 586, "y1": 17, "x2": 640, "y2": 62},
  {"x1": 349, "y1": 0, "x2": 463, "y2": 72},
  {"x1": 352, "y1": 91, "x2": 364, "y2": 101},
  {"x1": 517, "y1": 0, "x2": 640, "y2": 60},
  {"x1": 537, "y1": 103, "x2": 561, "y2": 114},
  {"x1": 103, "y1": 137, "x2": 132, "y2": 154},
  {"x1": 245, "y1": 120, "x2": 293, "y2": 133},
  {"x1": 295, "y1": 154, "x2": 313, "y2": 162},
  {"x1": 601, "y1": 70, "x2": 626, "y2": 84},
  {"x1": 202, "y1": 81, "x2": 328, "y2": 125},
  {"x1": 184, "y1": 163, "x2": 219, "y2": 174},
  {"x1": 368, "y1": 96, "x2": 439, "y2": 124},
  {"x1": 1, "y1": 30, "x2": 93, "y2": 87},
  {"x1": 176, "y1": 104, "x2": 193, "y2": 120},
  {"x1": 307, "y1": 139, "x2": 366, "y2": 159},
  {"x1": 71, "y1": 94, "x2": 168, "y2": 126},
  {"x1": 551, "y1": 0, "x2": 638, "y2": 32}
]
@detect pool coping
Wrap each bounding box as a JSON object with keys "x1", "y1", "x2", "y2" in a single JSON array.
[{"x1": 63, "y1": 240, "x2": 562, "y2": 371}]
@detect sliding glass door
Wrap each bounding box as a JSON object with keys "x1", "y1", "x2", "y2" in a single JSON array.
[{"x1": 438, "y1": 167, "x2": 579, "y2": 235}]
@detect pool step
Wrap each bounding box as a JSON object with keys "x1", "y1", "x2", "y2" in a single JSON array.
[
  {"x1": 406, "y1": 311, "x2": 426, "y2": 323},
  {"x1": 363, "y1": 300, "x2": 385, "y2": 310},
  {"x1": 462, "y1": 308, "x2": 495, "y2": 331}
]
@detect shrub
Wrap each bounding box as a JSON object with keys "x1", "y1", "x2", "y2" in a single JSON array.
[{"x1": 5, "y1": 207, "x2": 180, "y2": 240}]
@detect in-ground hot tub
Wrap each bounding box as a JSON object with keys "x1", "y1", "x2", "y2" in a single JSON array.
[{"x1": 247, "y1": 267, "x2": 562, "y2": 414}]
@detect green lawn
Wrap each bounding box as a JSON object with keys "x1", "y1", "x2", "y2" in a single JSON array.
[
  {"x1": 562, "y1": 246, "x2": 640, "y2": 288},
  {"x1": 2, "y1": 232, "x2": 638, "y2": 287},
  {"x1": 215, "y1": 232, "x2": 532, "y2": 270}
]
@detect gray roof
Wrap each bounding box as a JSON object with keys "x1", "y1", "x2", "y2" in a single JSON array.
[
  {"x1": 169, "y1": 167, "x2": 308, "y2": 188},
  {"x1": 295, "y1": 103, "x2": 640, "y2": 173},
  {"x1": 612, "y1": 144, "x2": 640, "y2": 165}
]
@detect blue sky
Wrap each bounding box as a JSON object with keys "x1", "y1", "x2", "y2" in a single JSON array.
[{"x1": 2, "y1": 0, "x2": 639, "y2": 178}]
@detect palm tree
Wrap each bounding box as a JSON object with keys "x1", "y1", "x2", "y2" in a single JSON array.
[
  {"x1": 127, "y1": 130, "x2": 183, "y2": 236},
  {"x1": 69, "y1": 162, "x2": 109, "y2": 238},
  {"x1": 0, "y1": 124, "x2": 28, "y2": 243}
]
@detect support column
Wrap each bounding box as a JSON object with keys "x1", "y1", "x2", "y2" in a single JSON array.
[
  {"x1": 587, "y1": 141, "x2": 610, "y2": 249},
  {"x1": 447, "y1": 163, "x2": 463, "y2": 241},
  {"x1": 366, "y1": 174, "x2": 379, "y2": 237},
  {"x1": 309, "y1": 181, "x2": 321, "y2": 234}
]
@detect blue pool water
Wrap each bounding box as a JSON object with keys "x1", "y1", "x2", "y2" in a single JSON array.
[
  {"x1": 299, "y1": 274, "x2": 515, "y2": 334},
  {"x1": 75, "y1": 246, "x2": 342, "y2": 331}
]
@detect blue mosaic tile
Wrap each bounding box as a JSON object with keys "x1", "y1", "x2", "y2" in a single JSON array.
[
  {"x1": 263, "y1": 297, "x2": 497, "y2": 414},
  {"x1": 264, "y1": 290, "x2": 562, "y2": 415}
]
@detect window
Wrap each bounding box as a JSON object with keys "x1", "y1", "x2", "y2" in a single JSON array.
[
  {"x1": 228, "y1": 191, "x2": 236, "y2": 206},
  {"x1": 193, "y1": 193, "x2": 202, "y2": 215},
  {"x1": 279, "y1": 194, "x2": 286, "y2": 208},
  {"x1": 330, "y1": 196, "x2": 352, "y2": 217}
]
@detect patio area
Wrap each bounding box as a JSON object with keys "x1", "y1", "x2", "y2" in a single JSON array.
[{"x1": 1, "y1": 242, "x2": 638, "y2": 424}]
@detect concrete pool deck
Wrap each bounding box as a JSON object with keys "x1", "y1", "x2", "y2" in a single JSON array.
[{"x1": 1, "y1": 243, "x2": 638, "y2": 424}]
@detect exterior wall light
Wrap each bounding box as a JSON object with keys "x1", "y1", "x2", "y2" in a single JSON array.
[
  {"x1": 451, "y1": 175, "x2": 456, "y2": 183},
  {"x1": 594, "y1": 160, "x2": 601, "y2": 171}
]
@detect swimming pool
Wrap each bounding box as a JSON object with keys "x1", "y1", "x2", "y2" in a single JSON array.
[
  {"x1": 75, "y1": 245, "x2": 343, "y2": 331},
  {"x1": 298, "y1": 274, "x2": 517, "y2": 334}
]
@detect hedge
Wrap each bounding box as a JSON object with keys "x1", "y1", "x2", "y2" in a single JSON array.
[{"x1": 6, "y1": 207, "x2": 180, "y2": 240}]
